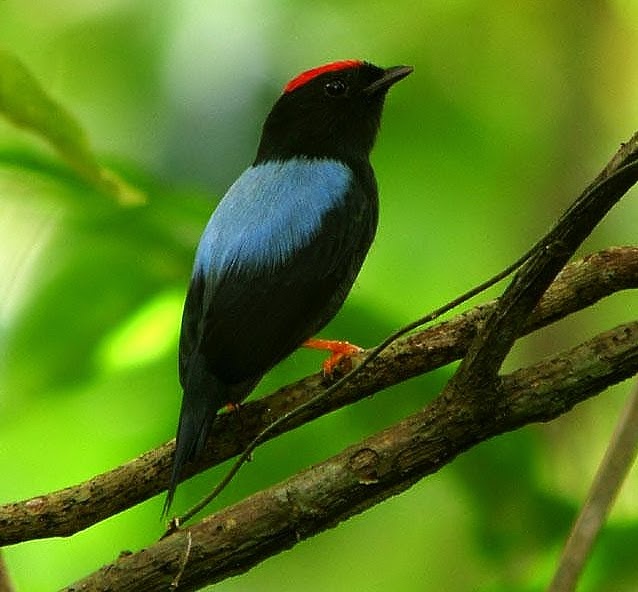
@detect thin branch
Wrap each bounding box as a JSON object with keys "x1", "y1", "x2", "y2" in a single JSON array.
[
  {"x1": 0, "y1": 550, "x2": 16, "y2": 592},
  {"x1": 547, "y1": 378, "x2": 638, "y2": 592},
  {"x1": 64, "y1": 321, "x2": 638, "y2": 591},
  {"x1": 1, "y1": 246, "x2": 636, "y2": 546}
]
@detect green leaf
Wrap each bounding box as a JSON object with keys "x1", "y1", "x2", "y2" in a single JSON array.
[{"x1": 0, "y1": 49, "x2": 145, "y2": 206}]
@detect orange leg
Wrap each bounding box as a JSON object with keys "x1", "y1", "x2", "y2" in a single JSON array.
[
  {"x1": 303, "y1": 338, "x2": 363, "y2": 376},
  {"x1": 222, "y1": 401, "x2": 242, "y2": 414},
  {"x1": 222, "y1": 401, "x2": 245, "y2": 436}
]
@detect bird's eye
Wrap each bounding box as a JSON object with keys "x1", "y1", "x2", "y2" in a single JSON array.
[{"x1": 324, "y1": 78, "x2": 347, "y2": 97}]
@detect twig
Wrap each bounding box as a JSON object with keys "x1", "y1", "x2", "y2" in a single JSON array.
[
  {"x1": 0, "y1": 550, "x2": 16, "y2": 592},
  {"x1": 170, "y1": 530, "x2": 192, "y2": 589},
  {"x1": 547, "y1": 378, "x2": 638, "y2": 592}
]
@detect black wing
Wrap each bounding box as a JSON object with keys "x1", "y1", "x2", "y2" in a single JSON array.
[{"x1": 179, "y1": 177, "x2": 377, "y2": 388}]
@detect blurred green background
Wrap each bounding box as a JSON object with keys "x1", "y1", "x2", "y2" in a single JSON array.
[{"x1": 1, "y1": 1, "x2": 637, "y2": 590}]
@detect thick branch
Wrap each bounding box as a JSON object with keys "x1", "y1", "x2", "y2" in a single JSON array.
[
  {"x1": 65, "y1": 321, "x2": 638, "y2": 591},
  {"x1": 1, "y1": 247, "x2": 636, "y2": 546}
]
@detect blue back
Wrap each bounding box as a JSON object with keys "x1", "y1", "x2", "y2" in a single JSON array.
[{"x1": 194, "y1": 158, "x2": 352, "y2": 279}]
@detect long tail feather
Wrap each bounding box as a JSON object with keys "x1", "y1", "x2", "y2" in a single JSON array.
[{"x1": 163, "y1": 352, "x2": 226, "y2": 516}]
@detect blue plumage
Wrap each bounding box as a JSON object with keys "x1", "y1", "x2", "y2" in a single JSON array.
[
  {"x1": 194, "y1": 158, "x2": 352, "y2": 276},
  {"x1": 165, "y1": 60, "x2": 412, "y2": 515}
]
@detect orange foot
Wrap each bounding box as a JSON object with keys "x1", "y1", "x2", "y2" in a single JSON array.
[
  {"x1": 222, "y1": 401, "x2": 242, "y2": 414},
  {"x1": 303, "y1": 338, "x2": 364, "y2": 377}
]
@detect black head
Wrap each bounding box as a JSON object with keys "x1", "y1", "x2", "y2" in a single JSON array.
[{"x1": 255, "y1": 60, "x2": 412, "y2": 164}]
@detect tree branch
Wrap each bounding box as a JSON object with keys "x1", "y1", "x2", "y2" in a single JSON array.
[
  {"x1": 64, "y1": 321, "x2": 638, "y2": 591},
  {"x1": 4, "y1": 130, "x2": 638, "y2": 592},
  {"x1": 446, "y1": 133, "x2": 638, "y2": 400},
  {"x1": 0, "y1": 246, "x2": 635, "y2": 546},
  {"x1": 171, "y1": 130, "x2": 638, "y2": 523}
]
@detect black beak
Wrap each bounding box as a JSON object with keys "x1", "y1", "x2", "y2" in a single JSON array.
[{"x1": 364, "y1": 65, "x2": 413, "y2": 95}]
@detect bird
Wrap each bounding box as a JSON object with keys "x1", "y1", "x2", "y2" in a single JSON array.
[{"x1": 165, "y1": 59, "x2": 412, "y2": 514}]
